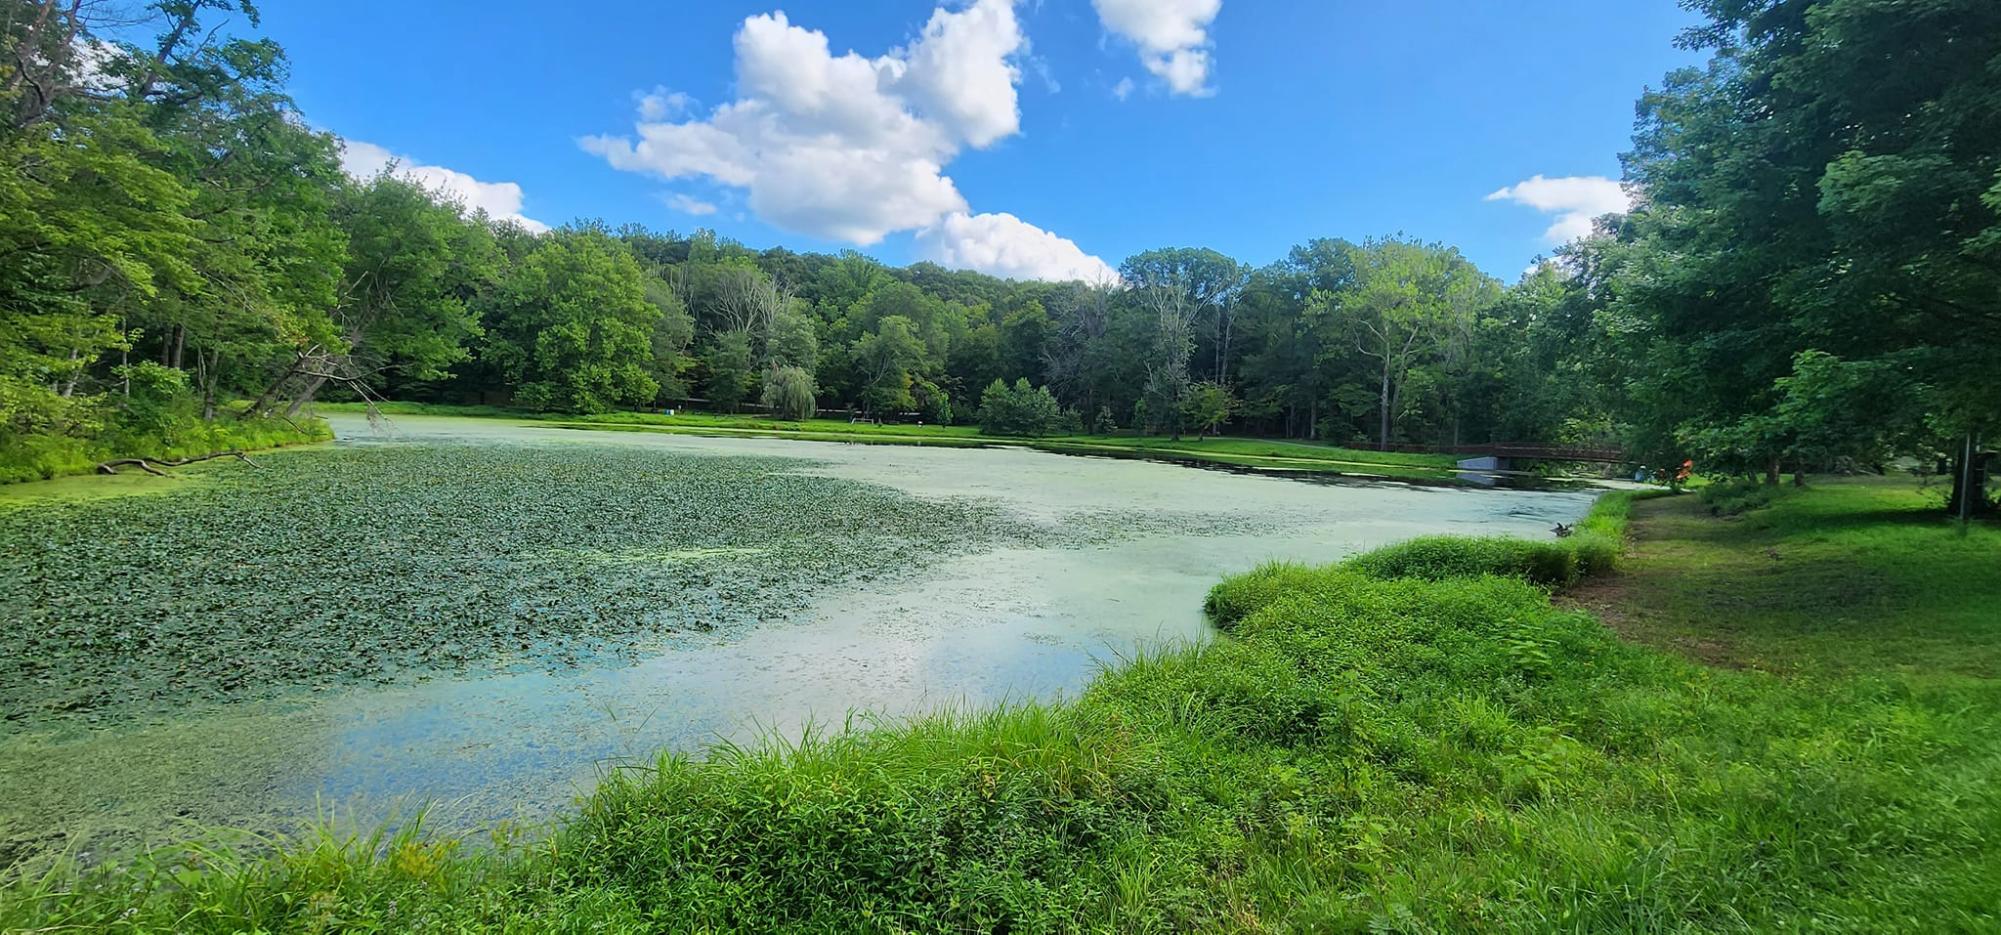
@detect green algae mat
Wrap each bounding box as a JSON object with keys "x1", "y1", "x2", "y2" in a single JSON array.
[{"x1": 0, "y1": 442, "x2": 1047, "y2": 724}]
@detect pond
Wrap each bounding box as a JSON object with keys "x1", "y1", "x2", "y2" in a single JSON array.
[{"x1": 0, "y1": 415, "x2": 1598, "y2": 864}]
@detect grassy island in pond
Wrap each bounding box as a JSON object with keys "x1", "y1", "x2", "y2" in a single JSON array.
[{"x1": 5, "y1": 477, "x2": 1994, "y2": 932}]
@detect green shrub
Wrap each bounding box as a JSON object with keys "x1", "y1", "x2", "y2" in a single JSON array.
[
  {"x1": 0, "y1": 432, "x2": 94, "y2": 483},
  {"x1": 976, "y1": 378, "x2": 1068, "y2": 436},
  {"x1": 1567, "y1": 531, "x2": 1620, "y2": 577},
  {"x1": 1091, "y1": 405, "x2": 1117, "y2": 435}
]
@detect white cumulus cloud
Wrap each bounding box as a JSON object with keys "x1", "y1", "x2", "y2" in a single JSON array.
[
  {"x1": 582, "y1": 1, "x2": 1110, "y2": 281},
  {"x1": 894, "y1": 0, "x2": 1026, "y2": 147},
  {"x1": 582, "y1": 1, "x2": 1023, "y2": 245},
  {"x1": 918, "y1": 212, "x2": 1118, "y2": 283},
  {"x1": 1485, "y1": 174, "x2": 1630, "y2": 244},
  {"x1": 339, "y1": 140, "x2": 549, "y2": 233},
  {"x1": 1091, "y1": 0, "x2": 1221, "y2": 96}
]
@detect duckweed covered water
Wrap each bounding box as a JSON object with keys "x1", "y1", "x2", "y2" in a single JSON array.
[
  {"x1": 0, "y1": 415, "x2": 1597, "y2": 862},
  {"x1": 0, "y1": 445, "x2": 1054, "y2": 721}
]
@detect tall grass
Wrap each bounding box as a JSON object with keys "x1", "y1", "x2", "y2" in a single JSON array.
[{"x1": 5, "y1": 484, "x2": 1995, "y2": 931}]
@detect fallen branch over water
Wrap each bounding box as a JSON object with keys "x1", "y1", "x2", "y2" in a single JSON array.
[{"x1": 96, "y1": 450, "x2": 262, "y2": 476}]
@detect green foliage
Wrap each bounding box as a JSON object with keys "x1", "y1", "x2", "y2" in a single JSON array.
[
  {"x1": 759, "y1": 364, "x2": 816, "y2": 421},
  {"x1": 490, "y1": 229, "x2": 661, "y2": 413},
  {"x1": 1334, "y1": 237, "x2": 1497, "y2": 446},
  {"x1": 913, "y1": 376, "x2": 954, "y2": 425},
  {"x1": 1597, "y1": 0, "x2": 2001, "y2": 508},
  {"x1": 700, "y1": 330, "x2": 757, "y2": 412},
  {"x1": 0, "y1": 366, "x2": 327, "y2": 483},
  {"x1": 1091, "y1": 405, "x2": 1118, "y2": 435},
  {"x1": 642, "y1": 278, "x2": 696, "y2": 398},
  {"x1": 766, "y1": 302, "x2": 819, "y2": 373},
  {"x1": 1137, "y1": 286, "x2": 1195, "y2": 437},
  {"x1": 331, "y1": 173, "x2": 499, "y2": 382},
  {"x1": 1180, "y1": 380, "x2": 1235, "y2": 436},
  {"x1": 10, "y1": 483, "x2": 1998, "y2": 930},
  {"x1": 976, "y1": 378, "x2": 1068, "y2": 436},
  {"x1": 850, "y1": 315, "x2": 925, "y2": 415}
]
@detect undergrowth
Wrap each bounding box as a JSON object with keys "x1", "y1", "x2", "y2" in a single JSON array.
[
  {"x1": 4, "y1": 486, "x2": 1996, "y2": 932},
  {"x1": 0, "y1": 409, "x2": 329, "y2": 484}
]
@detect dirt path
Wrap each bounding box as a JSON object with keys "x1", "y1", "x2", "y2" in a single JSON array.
[{"x1": 1557, "y1": 495, "x2": 1750, "y2": 668}]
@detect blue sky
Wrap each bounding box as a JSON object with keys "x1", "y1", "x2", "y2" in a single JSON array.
[{"x1": 262, "y1": 1, "x2": 1706, "y2": 281}]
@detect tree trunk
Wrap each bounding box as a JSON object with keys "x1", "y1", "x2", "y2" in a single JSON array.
[
  {"x1": 284, "y1": 373, "x2": 330, "y2": 419},
  {"x1": 1764, "y1": 455, "x2": 1781, "y2": 486},
  {"x1": 1378, "y1": 360, "x2": 1392, "y2": 450},
  {"x1": 197, "y1": 348, "x2": 218, "y2": 420},
  {"x1": 170, "y1": 324, "x2": 185, "y2": 371},
  {"x1": 1217, "y1": 308, "x2": 1232, "y2": 386},
  {"x1": 1947, "y1": 437, "x2": 1992, "y2": 520},
  {"x1": 243, "y1": 360, "x2": 302, "y2": 419}
]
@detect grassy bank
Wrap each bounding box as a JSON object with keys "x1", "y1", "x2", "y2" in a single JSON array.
[
  {"x1": 316, "y1": 401, "x2": 1467, "y2": 481},
  {"x1": 6, "y1": 481, "x2": 1997, "y2": 931},
  {"x1": 0, "y1": 412, "x2": 331, "y2": 484}
]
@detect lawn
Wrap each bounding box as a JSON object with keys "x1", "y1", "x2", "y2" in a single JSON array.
[
  {"x1": 6, "y1": 477, "x2": 1994, "y2": 931},
  {"x1": 1566, "y1": 477, "x2": 2001, "y2": 676}
]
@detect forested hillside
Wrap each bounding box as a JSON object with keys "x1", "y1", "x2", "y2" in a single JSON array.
[{"x1": 3, "y1": 0, "x2": 1995, "y2": 512}]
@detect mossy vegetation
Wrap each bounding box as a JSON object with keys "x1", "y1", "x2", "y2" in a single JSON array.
[{"x1": 5, "y1": 478, "x2": 1994, "y2": 931}]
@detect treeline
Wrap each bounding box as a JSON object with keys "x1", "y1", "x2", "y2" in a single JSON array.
[
  {"x1": 3, "y1": 0, "x2": 1996, "y2": 511},
  {"x1": 0, "y1": 0, "x2": 1608, "y2": 470}
]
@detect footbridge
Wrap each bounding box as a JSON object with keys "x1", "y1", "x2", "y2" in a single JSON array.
[{"x1": 1448, "y1": 444, "x2": 1631, "y2": 473}]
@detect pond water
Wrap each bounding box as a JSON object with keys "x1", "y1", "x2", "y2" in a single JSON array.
[{"x1": 0, "y1": 415, "x2": 1598, "y2": 862}]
